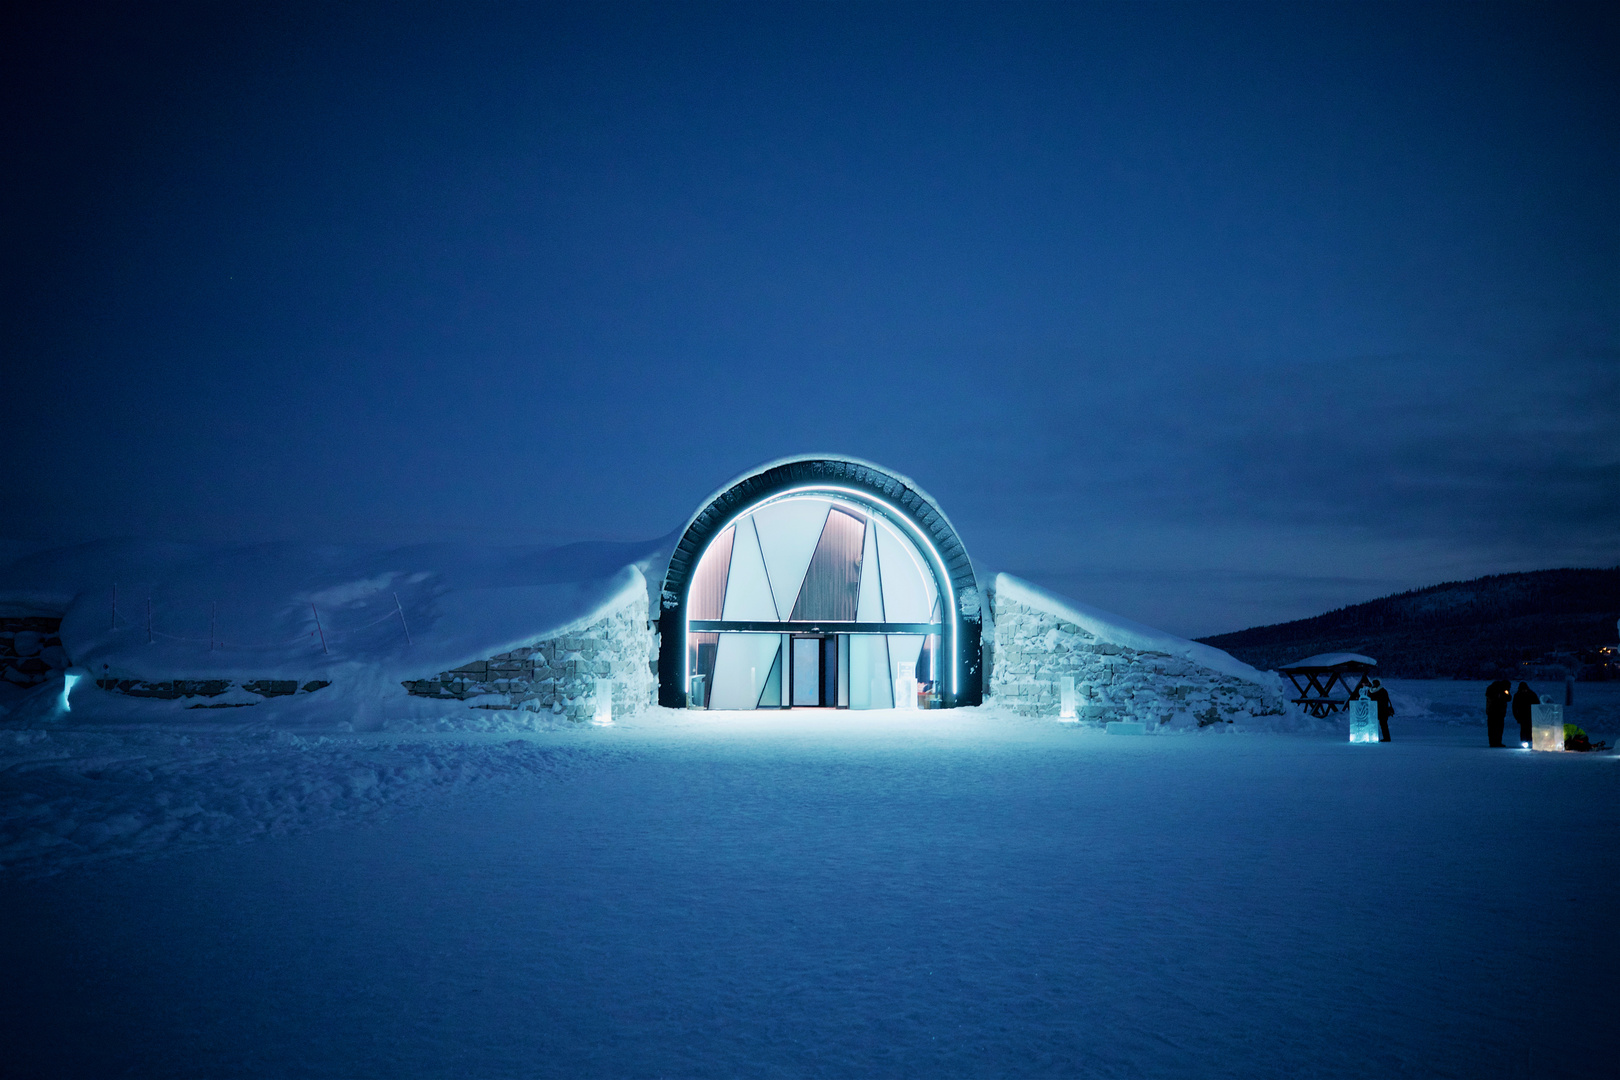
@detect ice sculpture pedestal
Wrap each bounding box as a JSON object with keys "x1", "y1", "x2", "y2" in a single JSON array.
[{"x1": 1347, "y1": 697, "x2": 1380, "y2": 743}]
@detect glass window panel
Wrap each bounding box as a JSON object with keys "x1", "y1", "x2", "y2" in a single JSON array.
[
  {"x1": 875, "y1": 518, "x2": 936, "y2": 623},
  {"x1": 848, "y1": 633, "x2": 892, "y2": 710},
  {"x1": 792, "y1": 637, "x2": 821, "y2": 706},
  {"x1": 887, "y1": 634, "x2": 925, "y2": 690},
  {"x1": 791, "y1": 508, "x2": 865, "y2": 621},
  {"x1": 758, "y1": 645, "x2": 783, "y2": 709},
  {"x1": 721, "y1": 517, "x2": 780, "y2": 622},
  {"x1": 855, "y1": 517, "x2": 884, "y2": 622},
  {"x1": 688, "y1": 632, "x2": 719, "y2": 706},
  {"x1": 709, "y1": 633, "x2": 783, "y2": 709},
  {"x1": 750, "y1": 499, "x2": 830, "y2": 621}
]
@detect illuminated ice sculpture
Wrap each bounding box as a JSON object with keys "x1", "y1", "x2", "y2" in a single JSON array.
[
  {"x1": 1530, "y1": 703, "x2": 1564, "y2": 751},
  {"x1": 1059, "y1": 675, "x2": 1077, "y2": 721},
  {"x1": 592, "y1": 678, "x2": 614, "y2": 726},
  {"x1": 895, "y1": 660, "x2": 918, "y2": 711},
  {"x1": 1348, "y1": 697, "x2": 1379, "y2": 743}
]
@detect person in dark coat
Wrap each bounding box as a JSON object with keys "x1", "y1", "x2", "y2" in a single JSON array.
[
  {"x1": 1369, "y1": 679, "x2": 1394, "y2": 742},
  {"x1": 1511, "y1": 682, "x2": 1540, "y2": 747},
  {"x1": 1485, "y1": 679, "x2": 1513, "y2": 747}
]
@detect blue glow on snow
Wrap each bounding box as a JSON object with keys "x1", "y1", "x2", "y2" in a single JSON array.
[{"x1": 60, "y1": 672, "x2": 81, "y2": 712}]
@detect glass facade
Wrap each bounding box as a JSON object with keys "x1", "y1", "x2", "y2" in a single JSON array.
[{"x1": 687, "y1": 495, "x2": 943, "y2": 710}]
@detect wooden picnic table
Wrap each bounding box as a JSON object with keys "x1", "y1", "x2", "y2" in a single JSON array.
[{"x1": 1276, "y1": 653, "x2": 1378, "y2": 718}]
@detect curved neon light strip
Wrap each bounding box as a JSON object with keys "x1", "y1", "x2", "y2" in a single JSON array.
[{"x1": 683, "y1": 484, "x2": 959, "y2": 698}]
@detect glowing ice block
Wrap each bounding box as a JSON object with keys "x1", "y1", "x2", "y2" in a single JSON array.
[
  {"x1": 60, "y1": 669, "x2": 83, "y2": 713},
  {"x1": 1106, "y1": 721, "x2": 1144, "y2": 736},
  {"x1": 1531, "y1": 703, "x2": 1564, "y2": 751},
  {"x1": 895, "y1": 660, "x2": 917, "y2": 711},
  {"x1": 592, "y1": 678, "x2": 613, "y2": 726},
  {"x1": 1347, "y1": 697, "x2": 1379, "y2": 743},
  {"x1": 1059, "y1": 675, "x2": 1077, "y2": 720}
]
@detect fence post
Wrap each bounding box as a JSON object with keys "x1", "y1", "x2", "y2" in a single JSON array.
[{"x1": 311, "y1": 604, "x2": 329, "y2": 654}]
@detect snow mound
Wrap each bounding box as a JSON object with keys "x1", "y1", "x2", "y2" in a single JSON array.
[
  {"x1": 1282, "y1": 652, "x2": 1378, "y2": 668},
  {"x1": 0, "y1": 537, "x2": 672, "y2": 685},
  {"x1": 993, "y1": 573, "x2": 1282, "y2": 689}
]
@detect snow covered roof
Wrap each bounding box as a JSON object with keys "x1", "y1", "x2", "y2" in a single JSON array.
[
  {"x1": 993, "y1": 574, "x2": 1280, "y2": 688},
  {"x1": 1280, "y1": 653, "x2": 1378, "y2": 669},
  {"x1": 0, "y1": 538, "x2": 668, "y2": 682}
]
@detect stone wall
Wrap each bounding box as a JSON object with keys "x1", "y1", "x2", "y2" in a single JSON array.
[
  {"x1": 402, "y1": 596, "x2": 655, "y2": 722},
  {"x1": 989, "y1": 592, "x2": 1286, "y2": 727},
  {"x1": 95, "y1": 677, "x2": 330, "y2": 701}
]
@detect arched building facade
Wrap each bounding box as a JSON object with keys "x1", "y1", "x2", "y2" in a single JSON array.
[{"x1": 656, "y1": 456, "x2": 983, "y2": 709}]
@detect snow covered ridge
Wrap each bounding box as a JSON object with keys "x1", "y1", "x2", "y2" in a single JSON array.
[
  {"x1": 988, "y1": 574, "x2": 1289, "y2": 726},
  {"x1": 0, "y1": 538, "x2": 667, "y2": 717}
]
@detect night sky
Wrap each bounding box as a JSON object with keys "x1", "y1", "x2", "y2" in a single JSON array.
[{"x1": 5, "y1": 1, "x2": 1616, "y2": 637}]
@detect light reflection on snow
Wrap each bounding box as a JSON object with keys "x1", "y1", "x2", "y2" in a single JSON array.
[{"x1": 60, "y1": 672, "x2": 81, "y2": 712}]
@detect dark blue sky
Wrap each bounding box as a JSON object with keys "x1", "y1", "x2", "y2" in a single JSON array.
[{"x1": 5, "y1": 1, "x2": 1616, "y2": 636}]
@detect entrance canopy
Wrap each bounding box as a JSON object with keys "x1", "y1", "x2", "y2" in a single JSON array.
[{"x1": 658, "y1": 457, "x2": 982, "y2": 709}]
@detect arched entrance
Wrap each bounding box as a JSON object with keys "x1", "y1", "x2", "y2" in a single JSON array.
[{"x1": 658, "y1": 457, "x2": 982, "y2": 709}]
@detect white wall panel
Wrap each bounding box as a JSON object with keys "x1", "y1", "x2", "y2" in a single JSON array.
[
  {"x1": 855, "y1": 518, "x2": 884, "y2": 622},
  {"x1": 874, "y1": 518, "x2": 936, "y2": 623},
  {"x1": 721, "y1": 517, "x2": 780, "y2": 621},
  {"x1": 848, "y1": 633, "x2": 892, "y2": 709},
  {"x1": 887, "y1": 633, "x2": 925, "y2": 693},
  {"x1": 709, "y1": 633, "x2": 782, "y2": 710},
  {"x1": 751, "y1": 500, "x2": 830, "y2": 620}
]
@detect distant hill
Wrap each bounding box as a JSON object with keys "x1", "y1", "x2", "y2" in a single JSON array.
[{"x1": 1196, "y1": 568, "x2": 1620, "y2": 679}]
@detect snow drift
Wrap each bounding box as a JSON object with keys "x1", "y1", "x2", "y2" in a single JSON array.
[{"x1": 0, "y1": 537, "x2": 672, "y2": 688}]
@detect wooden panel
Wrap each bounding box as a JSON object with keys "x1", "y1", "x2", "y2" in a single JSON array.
[{"x1": 688, "y1": 526, "x2": 735, "y2": 622}]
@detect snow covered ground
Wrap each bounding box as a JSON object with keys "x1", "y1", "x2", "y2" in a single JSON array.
[{"x1": 2, "y1": 693, "x2": 1616, "y2": 1078}]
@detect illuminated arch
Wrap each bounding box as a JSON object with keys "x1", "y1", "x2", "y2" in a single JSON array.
[{"x1": 658, "y1": 456, "x2": 982, "y2": 708}]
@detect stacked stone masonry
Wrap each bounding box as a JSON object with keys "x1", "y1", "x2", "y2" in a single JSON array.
[
  {"x1": 1, "y1": 617, "x2": 67, "y2": 688},
  {"x1": 402, "y1": 600, "x2": 655, "y2": 722},
  {"x1": 989, "y1": 594, "x2": 1285, "y2": 726}
]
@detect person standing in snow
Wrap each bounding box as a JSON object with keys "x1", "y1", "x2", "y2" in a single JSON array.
[
  {"x1": 1369, "y1": 679, "x2": 1394, "y2": 742},
  {"x1": 1511, "y1": 682, "x2": 1540, "y2": 747},
  {"x1": 1485, "y1": 679, "x2": 1513, "y2": 747}
]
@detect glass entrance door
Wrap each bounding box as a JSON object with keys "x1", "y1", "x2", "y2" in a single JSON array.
[{"x1": 791, "y1": 637, "x2": 821, "y2": 706}]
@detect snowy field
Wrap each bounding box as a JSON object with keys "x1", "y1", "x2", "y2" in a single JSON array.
[{"x1": 2, "y1": 687, "x2": 1617, "y2": 1078}]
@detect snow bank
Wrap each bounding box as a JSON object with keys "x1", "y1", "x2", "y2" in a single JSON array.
[
  {"x1": 993, "y1": 574, "x2": 1279, "y2": 687},
  {"x1": 1283, "y1": 652, "x2": 1378, "y2": 668},
  {"x1": 0, "y1": 537, "x2": 671, "y2": 686}
]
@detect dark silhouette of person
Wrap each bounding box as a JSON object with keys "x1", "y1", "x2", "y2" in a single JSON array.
[
  {"x1": 1511, "y1": 682, "x2": 1541, "y2": 747},
  {"x1": 1485, "y1": 679, "x2": 1513, "y2": 747},
  {"x1": 1369, "y1": 679, "x2": 1394, "y2": 742}
]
